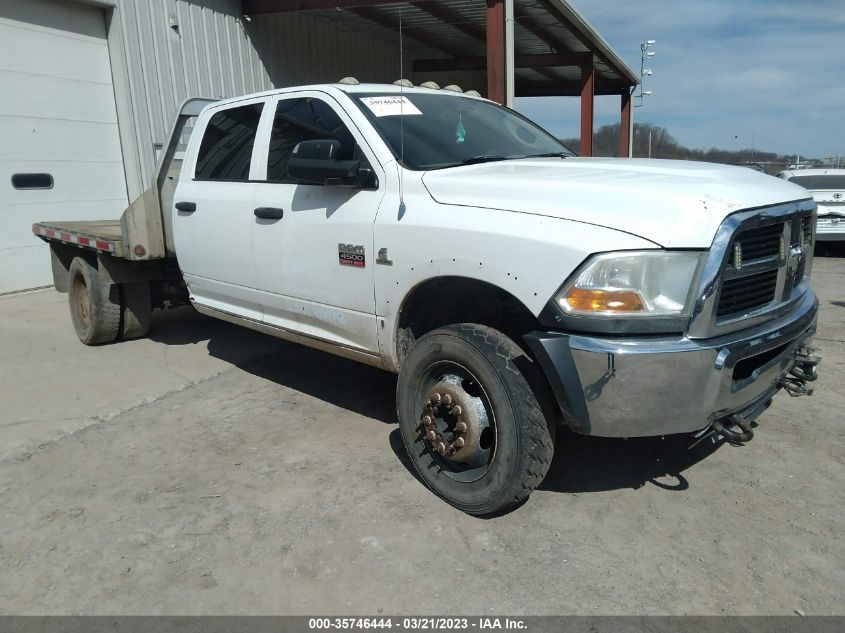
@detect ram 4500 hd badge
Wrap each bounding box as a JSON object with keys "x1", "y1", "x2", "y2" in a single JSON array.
[{"x1": 338, "y1": 243, "x2": 365, "y2": 268}]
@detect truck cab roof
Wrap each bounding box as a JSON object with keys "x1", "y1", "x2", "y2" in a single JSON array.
[{"x1": 205, "y1": 82, "x2": 490, "y2": 110}]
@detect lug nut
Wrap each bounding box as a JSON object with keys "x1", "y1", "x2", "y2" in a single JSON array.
[
  {"x1": 426, "y1": 430, "x2": 437, "y2": 441},
  {"x1": 442, "y1": 394, "x2": 452, "y2": 405},
  {"x1": 423, "y1": 415, "x2": 432, "y2": 425},
  {"x1": 454, "y1": 437, "x2": 465, "y2": 448},
  {"x1": 432, "y1": 393, "x2": 441, "y2": 403},
  {"x1": 455, "y1": 422, "x2": 467, "y2": 433},
  {"x1": 451, "y1": 405, "x2": 462, "y2": 416},
  {"x1": 436, "y1": 441, "x2": 446, "y2": 454}
]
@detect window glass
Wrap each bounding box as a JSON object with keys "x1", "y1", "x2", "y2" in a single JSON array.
[
  {"x1": 195, "y1": 103, "x2": 263, "y2": 180},
  {"x1": 788, "y1": 175, "x2": 845, "y2": 190},
  {"x1": 267, "y1": 97, "x2": 359, "y2": 183},
  {"x1": 352, "y1": 93, "x2": 573, "y2": 170}
]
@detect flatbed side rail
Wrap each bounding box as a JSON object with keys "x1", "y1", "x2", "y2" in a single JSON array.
[{"x1": 32, "y1": 222, "x2": 122, "y2": 257}]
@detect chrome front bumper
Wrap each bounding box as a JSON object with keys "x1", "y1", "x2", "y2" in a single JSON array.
[{"x1": 525, "y1": 290, "x2": 819, "y2": 437}]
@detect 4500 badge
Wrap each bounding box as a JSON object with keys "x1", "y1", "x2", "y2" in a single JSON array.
[{"x1": 339, "y1": 243, "x2": 366, "y2": 268}]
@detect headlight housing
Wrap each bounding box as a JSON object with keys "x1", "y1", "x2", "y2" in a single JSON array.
[{"x1": 556, "y1": 251, "x2": 706, "y2": 318}]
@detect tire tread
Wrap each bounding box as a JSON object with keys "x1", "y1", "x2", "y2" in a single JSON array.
[
  {"x1": 68, "y1": 257, "x2": 121, "y2": 345},
  {"x1": 398, "y1": 323, "x2": 554, "y2": 515}
]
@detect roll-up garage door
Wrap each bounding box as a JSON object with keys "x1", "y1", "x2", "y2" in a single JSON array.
[{"x1": 0, "y1": 0, "x2": 127, "y2": 293}]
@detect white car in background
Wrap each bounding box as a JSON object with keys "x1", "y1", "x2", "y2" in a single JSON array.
[{"x1": 778, "y1": 168, "x2": 845, "y2": 241}]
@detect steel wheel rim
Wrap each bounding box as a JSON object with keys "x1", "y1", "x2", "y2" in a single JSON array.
[
  {"x1": 415, "y1": 360, "x2": 497, "y2": 483},
  {"x1": 72, "y1": 273, "x2": 91, "y2": 333}
]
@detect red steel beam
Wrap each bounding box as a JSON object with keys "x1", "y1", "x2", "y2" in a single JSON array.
[
  {"x1": 486, "y1": 0, "x2": 506, "y2": 104},
  {"x1": 619, "y1": 88, "x2": 632, "y2": 158},
  {"x1": 580, "y1": 62, "x2": 594, "y2": 157}
]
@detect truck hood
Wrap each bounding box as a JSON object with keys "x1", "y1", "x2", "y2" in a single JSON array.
[{"x1": 422, "y1": 158, "x2": 812, "y2": 248}]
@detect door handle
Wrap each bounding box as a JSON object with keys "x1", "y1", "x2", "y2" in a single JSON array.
[
  {"x1": 254, "y1": 207, "x2": 285, "y2": 220},
  {"x1": 175, "y1": 201, "x2": 196, "y2": 213}
]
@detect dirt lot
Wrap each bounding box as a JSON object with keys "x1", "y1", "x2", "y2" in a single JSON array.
[{"x1": 0, "y1": 258, "x2": 843, "y2": 616}]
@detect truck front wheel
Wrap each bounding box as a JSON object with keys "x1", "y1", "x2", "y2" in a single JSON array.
[
  {"x1": 67, "y1": 256, "x2": 121, "y2": 345},
  {"x1": 397, "y1": 324, "x2": 554, "y2": 515}
]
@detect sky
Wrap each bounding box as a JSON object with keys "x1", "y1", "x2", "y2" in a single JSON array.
[{"x1": 514, "y1": 0, "x2": 845, "y2": 158}]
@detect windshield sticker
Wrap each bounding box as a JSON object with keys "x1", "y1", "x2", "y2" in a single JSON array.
[
  {"x1": 456, "y1": 114, "x2": 466, "y2": 143},
  {"x1": 360, "y1": 96, "x2": 422, "y2": 117}
]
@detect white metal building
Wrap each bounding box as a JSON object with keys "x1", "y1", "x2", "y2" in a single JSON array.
[{"x1": 0, "y1": 0, "x2": 636, "y2": 293}]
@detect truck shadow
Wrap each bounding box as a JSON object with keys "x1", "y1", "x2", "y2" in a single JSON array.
[
  {"x1": 539, "y1": 428, "x2": 723, "y2": 494},
  {"x1": 147, "y1": 308, "x2": 398, "y2": 424},
  {"x1": 148, "y1": 309, "x2": 724, "y2": 496},
  {"x1": 388, "y1": 427, "x2": 724, "y2": 498}
]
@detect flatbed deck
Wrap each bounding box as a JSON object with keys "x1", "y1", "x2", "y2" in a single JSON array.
[{"x1": 33, "y1": 220, "x2": 124, "y2": 257}]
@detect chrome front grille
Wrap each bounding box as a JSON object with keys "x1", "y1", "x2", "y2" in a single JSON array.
[
  {"x1": 687, "y1": 201, "x2": 817, "y2": 340},
  {"x1": 735, "y1": 222, "x2": 782, "y2": 261},
  {"x1": 794, "y1": 216, "x2": 814, "y2": 281},
  {"x1": 717, "y1": 268, "x2": 778, "y2": 317},
  {"x1": 716, "y1": 212, "x2": 814, "y2": 320},
  {"x1": 716, "y1": 222, "x2": 784, "y2": 317}
]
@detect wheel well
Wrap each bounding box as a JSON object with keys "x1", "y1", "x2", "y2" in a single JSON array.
[{"x1": 395, "y1": 277, "x2": 543, "y2": 365}]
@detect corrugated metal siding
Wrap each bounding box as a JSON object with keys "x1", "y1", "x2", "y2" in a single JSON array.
[
  {"x1": 115, "y1": 0, "x2": 272, "y2": 198},
  {"x1": 259, "y1": 10, "x2": 482, "y2": 92},
  {"x1": 248, "y1": 12, "x2": 413, "y2": 88},
  {"x1": 112, "y1": 1, "x2": 481, "y2": 199}
]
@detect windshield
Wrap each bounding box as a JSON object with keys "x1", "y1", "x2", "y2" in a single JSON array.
[
  {"x1": 788, "y1": 175, "x2": 845, "y2": 189},
  {"x1": 352, "y1": 93, "x2": 574, "y2": 170}
]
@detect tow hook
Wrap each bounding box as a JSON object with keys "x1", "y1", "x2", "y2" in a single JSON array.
[
  {"x1": 711, "y1": 415, "x2": 754, "y2": 446},
  {"x1": 690, "y1": 414, "x2": 755, "y2": 449},
  {"x1": 691, "y1": 348, "x2": 822, "y2": 450},
  {"x1": 779, "y1": 347, "x2": 821, "y2": 397}
]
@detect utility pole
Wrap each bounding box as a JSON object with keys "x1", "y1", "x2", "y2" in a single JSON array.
[
  {"x1": 634, "y1": 40, "x2": 656, "y2": 158},
  {"x1": 634, "y1": 40, "x2": 656, "y2": 108}
]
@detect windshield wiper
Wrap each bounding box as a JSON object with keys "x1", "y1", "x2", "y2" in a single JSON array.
[
  {"x1": 521, "y1": 152, "x2": 570, "y2": 159},
  {"x1": 460, "y1": 155, "x2": 509, "y2": 165}
]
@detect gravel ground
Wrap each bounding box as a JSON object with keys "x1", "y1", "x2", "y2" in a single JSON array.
[{"x1": 0, "y1": 258, "x2": 842, "y2": 615}]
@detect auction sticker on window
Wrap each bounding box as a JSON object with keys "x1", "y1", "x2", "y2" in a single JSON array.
[{"x1": 360, "y1": 96, "x2": 422, "y2": 117}]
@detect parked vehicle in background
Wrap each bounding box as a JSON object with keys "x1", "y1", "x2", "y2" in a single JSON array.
[
  {"x1": 32, "y1": 82, "x2": 822, "y2": 515},
  {"x1": 778, "y1": 169, "x2": 845, "y2": 242}
]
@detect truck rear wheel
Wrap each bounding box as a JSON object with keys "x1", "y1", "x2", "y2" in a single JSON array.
[
  {"x1": 68, "y1": 256, "x2": 121, "y2": 345},
  {"x1": 120, "y1": 281, "x2": 151, "y2": 340},
  {"x1": 396, "y1": 324, "x2": 554, "y2": 515}
]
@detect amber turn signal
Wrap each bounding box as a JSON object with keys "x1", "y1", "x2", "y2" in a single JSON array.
[{"x1": 560, "y1": 288, "x2": 646, "y2": 313}]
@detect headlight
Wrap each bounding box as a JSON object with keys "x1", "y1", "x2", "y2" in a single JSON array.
[{"x1": 556, "y1": 251, "x2": 706, "y2": 318}]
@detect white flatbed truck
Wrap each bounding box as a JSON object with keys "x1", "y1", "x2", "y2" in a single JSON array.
[{"x1": 34, "y1": 83, "x2": 821, "y2": 514}]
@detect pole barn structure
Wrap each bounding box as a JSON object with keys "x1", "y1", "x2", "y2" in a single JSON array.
[{"x1": 241, "y1": 0, "x2": 639, "y2": 158}]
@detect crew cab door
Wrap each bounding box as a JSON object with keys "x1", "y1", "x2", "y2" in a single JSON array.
[
  {"x1": 250, "y1": 92, "x2": 385, "y2": 354},
  {"x1": 173, "y1": 98, "x2": 266, "y2": 319}
]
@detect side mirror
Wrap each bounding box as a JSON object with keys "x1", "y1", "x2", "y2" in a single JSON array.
[{"x1": 287, "y1": 139, "x2": 373, "y2": 188}]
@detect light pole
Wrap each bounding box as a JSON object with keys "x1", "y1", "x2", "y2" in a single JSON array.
[
  {"x1": 635, "y1": 40, "x2": 656, "y2": 108},
  {"x1": 632, "y1": 40, "x2": 655, "y2": 158}
]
